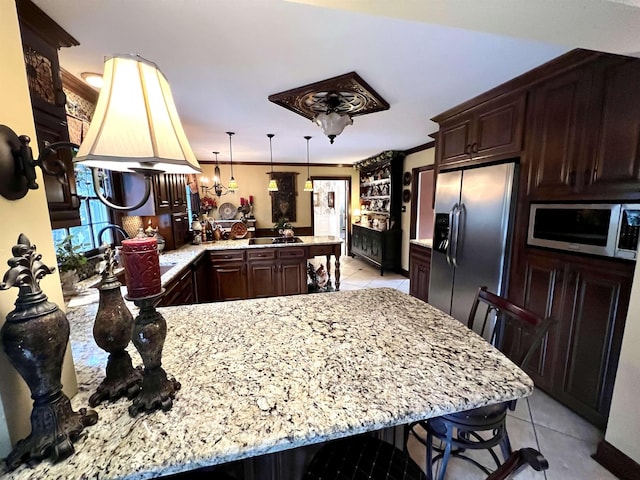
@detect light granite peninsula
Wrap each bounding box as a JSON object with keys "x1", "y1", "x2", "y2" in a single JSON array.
[{"x1": 2, "y1": 288, "x2": 533, "y2": 480}]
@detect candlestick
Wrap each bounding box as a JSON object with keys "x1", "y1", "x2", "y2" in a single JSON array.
[
  {"x1": 89, "y1": 246, "x2": 143, "y2": 407},
  {"x1": 121, "y1": 236, "x2": 161, "y2": 299},
  {"x1": 249, "y1": 195, "x2": 254, "y2": 204},
  {"x1": 125, "y1": 290, "x2": 181, "y2": 416}
]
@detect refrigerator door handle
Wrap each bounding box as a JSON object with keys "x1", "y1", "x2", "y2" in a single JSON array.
[
  {"x1": 452, "y1": 203, "x2": 464, "y2": 267},
  {"x1": 447, "y1": 203, "x2": 459, "y2": 266}
]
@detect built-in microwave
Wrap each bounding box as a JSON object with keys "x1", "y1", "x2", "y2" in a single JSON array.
[{"x1": 528, "y1": 203, "x2": 640, "y2": 260}]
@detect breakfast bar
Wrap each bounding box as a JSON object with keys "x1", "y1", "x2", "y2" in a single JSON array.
[{"x1": 2, "y1": 288, "x2": 533, "y2": 480}]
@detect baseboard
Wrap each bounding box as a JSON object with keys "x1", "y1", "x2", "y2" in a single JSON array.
[{"x1": 592, "y1": 440, "x2": 640, "y2": 480}]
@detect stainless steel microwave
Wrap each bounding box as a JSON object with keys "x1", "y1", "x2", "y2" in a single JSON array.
[{"x1": 527, "y1": 203, "x2": 640, "y2": 260}]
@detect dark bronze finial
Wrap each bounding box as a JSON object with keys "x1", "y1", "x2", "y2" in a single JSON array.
[{"x1": 0, "y1": 234, "x2": 55, "y2": 295}]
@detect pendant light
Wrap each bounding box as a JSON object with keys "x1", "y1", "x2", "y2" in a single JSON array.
[
  {"x1": 267, "y1": 133, "x2": 278, "y2": 192},
  {"x1": 304, "y1": 136, "x2": 313, "y2": 192},
  {"x1": 226, "y1": 131, "x2": 238, "y2": 191}
]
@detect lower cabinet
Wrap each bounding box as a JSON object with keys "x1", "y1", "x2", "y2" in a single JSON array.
[
  {"x1": 191, "y1": 253, "x2": 212, "y2": 304},
  {"x1": 209, "y1": 250, "x2": 248, "y2": 301},
  {"x1": 409, "y1": 243, "x2": 431, "y2": 303},
  {"x1": 511, "y1": 249, "x2": 633, "y2": 428},
  {"x1": 247, "y1": 247, "x2": 307, "y2": 298},
  {"x1": 157, "y1": 267, "x2": 194, "y2": 307},
  {"x1": 351, "y1": 224, "x2": 401, "y2": 275}
]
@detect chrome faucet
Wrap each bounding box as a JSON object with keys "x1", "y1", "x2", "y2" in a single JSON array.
[{"x1": 97, "y1": 224, "x2": 130, "y2": 247}]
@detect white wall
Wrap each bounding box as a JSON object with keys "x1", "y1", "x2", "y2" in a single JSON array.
[
  {"x1": 401, "y1": 148, "x2": 435, "y2": 270},
  {"x1": 0, "y1": 0, "x2": 77, "y2": 455}
]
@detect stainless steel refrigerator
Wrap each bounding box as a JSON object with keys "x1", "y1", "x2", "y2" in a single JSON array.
[{"x1": 429, "y1": 162, "x2": 517, "y2": 324}]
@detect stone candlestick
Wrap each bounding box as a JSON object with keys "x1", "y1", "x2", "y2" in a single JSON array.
[{"x1": 0, "y1": 234, "x2": 98, "y2": 470}]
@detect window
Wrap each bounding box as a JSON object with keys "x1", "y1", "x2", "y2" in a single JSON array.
[{"x1": 52, "y1": 165, "x2": 114, "y2": 254}]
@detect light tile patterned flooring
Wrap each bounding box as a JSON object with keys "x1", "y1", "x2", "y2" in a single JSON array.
[{"x1": 325, "y1": 255, "x2": 616, "y2": 480}]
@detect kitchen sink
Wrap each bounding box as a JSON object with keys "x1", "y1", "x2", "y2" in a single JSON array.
[
  {"x1": 249, "y1": 237, "x2": 303, "y2": 245},
  {"x1": 159, "y1": 263, "x2": 176, "y2": 275}
]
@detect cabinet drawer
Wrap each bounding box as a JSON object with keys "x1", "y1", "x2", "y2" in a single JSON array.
[
  {"x1": 278, "y1": 247, "x2": 306, "y2": 259},
  {"x1": 307, "y1": 245, "x2": 337, "y2": 257},
  {"x1": 247, "y1": 249, "x2": 277, "y2": 261},
  {"x1": 209, "y1": 250, "x2": 245, "y2": 264}
]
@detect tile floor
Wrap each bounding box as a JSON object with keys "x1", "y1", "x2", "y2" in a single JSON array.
[{"x1": 327, "y1": 255, "x2": 616, "y2": 480}]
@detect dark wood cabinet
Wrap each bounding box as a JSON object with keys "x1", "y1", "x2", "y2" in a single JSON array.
[
  {"x1": 351, "y1": 224, "x2": 401, "y2": 275},
  {"x1": 247, "y1": 247, "x2": 307, "y2": 298},
  {"x1": 525, "y1": 65, "x2": 594, "y2": 199},
  {"x1": 512, "y1": 249, "x2": 633, "y2": 428},
  {"x1": 409, "y1": 243, "x2": 431, "y2": 303},
  {"x1": 124, "y1": 173, "x2": 188, "y2": 216},
  {"x1": 171, "y1": 212, "x2": 189, "y2": 250},
  {"x1": 17, "y1": 2, "x2": 81, "y2": 229},
  {"x1": 526, "y1": 57, "x2": 640, "y2": 201},
  {"x1": 191, "y1": 253, "x2": 212, "y2": 304},
  {"x1": 582, "y1": 58, "x2": 640, "y2": 198},
  {"x1": 208, "y1": 250, "x2": 248, "y2": 301},
  {"x1": 437, "y1": 92, "x2": 525, "y2": 166},
  {"x1": 157, "y1": 267, "x2": 194, "y2": 307}
]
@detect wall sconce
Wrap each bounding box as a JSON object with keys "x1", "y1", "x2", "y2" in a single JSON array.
[{"x1": 0, "y1": 54, "x2": 201, "y2": 211}]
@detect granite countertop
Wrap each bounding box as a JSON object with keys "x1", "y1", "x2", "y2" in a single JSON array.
[
  {"x1": 410, "y1": 238, "x2": 433, "y2": 249},
  {"x1": 3, "y1": 287, "x2": 533, "y2": 480}
]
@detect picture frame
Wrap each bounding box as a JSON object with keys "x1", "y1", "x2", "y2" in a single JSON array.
[{"x1": 270, "y1": 172, "x2": 297, "y2": 222}]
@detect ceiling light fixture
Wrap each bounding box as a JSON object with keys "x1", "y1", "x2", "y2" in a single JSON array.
[
  {"x1": 0, "y1": 54, "x2": 201, "y2": 210},
  {"x1": 80, "y1": 72, "x2": 103, "y2": 89},
  {"x1": 267, "y1": 134, "x2": 278, "y2": 192},
  {"x1": 304, "y1": 136, "x2": 313, "y2": 192},
  {"x1": 226, "y1": 132, "x2": 238, "y2": 192},
  {"x1": 268, "y1": 72, "x2": 389, "y2": 144},
  {"x1": 312, "y1": 94, "x2": 353, "y2": 144}
]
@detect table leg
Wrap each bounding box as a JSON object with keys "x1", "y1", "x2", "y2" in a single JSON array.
[
  {"x1": 335, "y1": 255, "x2": 341, "y2": 291},
  {"x1": 325, "y1": 254, "x2": 332, "y2": 288}
]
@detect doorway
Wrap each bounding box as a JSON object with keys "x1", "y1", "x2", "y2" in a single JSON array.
[{"x1": 311, "y1": 177, "x2": 350, "y2": 256}]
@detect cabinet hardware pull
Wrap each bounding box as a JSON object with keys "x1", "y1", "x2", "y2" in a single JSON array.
[{"x1": 471, "y1": 142, "x2": 478, "y2": 154}]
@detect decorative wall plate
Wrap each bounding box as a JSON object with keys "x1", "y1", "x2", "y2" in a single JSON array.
[
  {"x1": 219, "y1": 202, "x2": 237, "y2": 220},
  {"x1": 403, "y1": 171, "x2": 412, "y2": 186},
  {"x1": 230, "y1": 222, "x2": 248, "y2": 239},
  {"x1": 403, "y1": 189, "x2": 411, "y2": 203}
]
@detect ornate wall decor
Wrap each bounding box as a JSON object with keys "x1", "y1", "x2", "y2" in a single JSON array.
[{"x1": 271, "y1": 172, "x2": 297, "y2": 223}]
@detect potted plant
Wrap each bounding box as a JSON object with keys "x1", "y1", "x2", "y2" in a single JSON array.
[{"x1": 56, "y1": 234, "x2": 88, "y2": 297}]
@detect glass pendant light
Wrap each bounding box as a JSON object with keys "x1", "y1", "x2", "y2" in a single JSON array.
[
  {"x1": 304, "y1": 136, "x2": 313, "y2": 192},
  {"x1": 226, "y1": 131, "x2": 238, "y2": 191},
  {"x1": 267, "y1": 133, "x2": 278, "y2": 192}
]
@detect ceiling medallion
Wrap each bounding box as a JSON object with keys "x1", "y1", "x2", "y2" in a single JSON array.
[{"x1": 268, "y1": 72, "x2": 389, "y2": 144}]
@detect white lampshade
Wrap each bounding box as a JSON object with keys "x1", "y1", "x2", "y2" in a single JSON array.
[
  {"x1": 313, "y1": 111, "x2": 353, "y2": 143},
  {"x1": 75, "y1": 54, "x2": 201, "y2": 174}
]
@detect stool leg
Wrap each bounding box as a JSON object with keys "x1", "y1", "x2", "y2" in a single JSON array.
[
  {"x1": 437, "y1": 425, "x2": 454, "y2": 480},
  {"x1": 499, "y1": 430, "x2": 513, "y2": 464},
  {"x1": 426, "y1": 428, "x2": 434, "y2": 480}
]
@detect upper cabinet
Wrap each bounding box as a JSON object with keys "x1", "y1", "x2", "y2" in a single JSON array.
[
  {"x1": 17, "y1": 0, "x2": 82, "y2": 228},
  {"x1": 526, "y1": 56, "x2": 640, "y2": 201},
  {"x1": 436, "y1": 92, "x2": 526, "y2": 167},
  {"x1": 122, "y1": 173, "x2": 188, "y2": 216}
]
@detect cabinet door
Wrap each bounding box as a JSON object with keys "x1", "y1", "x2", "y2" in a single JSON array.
[
  {"x1": 583, "y1": 59, "x2": 640, "y2": 196},
  {"x1": 209, "y1": 251, "x2": 247, "y2": 301},
  {"x1": 248, "y1": 261, "x2": 278, "y2": 298},
  {"x1": 154, "y1": 175, "x2": 172, "y2": 214},
  {"x1": 158, "y1": 268, "x2": 193, "y2": 307},
  {"x1": 556, "y1": 261, "x2": 632, "y2": 427},
  {"x1": 169, "y1": 174, "x2": 188, "y2": 212},
  {"x1": 192, "y1": 254, "x2": 211, "y2": 304},
  {"x1": 438, "y1": 116, "x2": 473, "y2": 165},
  {"x1": 526, "y1": 66, "x2": 593, "y2": 199},
  {"x1": 351, "y1": 225, "x2": 363, "y2": 253},
  {"x1": 474, "y1": 93, "x2": 525, "y2": 159},
  {"x1": 278, "y1": 247, "x2": 307, "y2": 296},
  {"x1": 515, "y1": 252, "x2": 565, "y2": 391},
  {"x1": 409, "y1": 244, "x2": 431, "y2": 302},
  {"x1": 34, "y1": 111, "x2": 80, "y2": 228},
  {"x1": 171, "y1": 213, "x2": 189, "y2": 250}
]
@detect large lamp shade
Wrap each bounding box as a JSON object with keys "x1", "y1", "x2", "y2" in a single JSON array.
[{"x1": 75, "y1": 54, "x2": 201, "y2": 174}]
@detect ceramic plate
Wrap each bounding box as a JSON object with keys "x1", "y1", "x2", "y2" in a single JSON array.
[
  {"x1": 219, "y1": 202, "x2": 237, "y2": 220},
  {"x1": 230, "y1": 221, "x2": 248, "y2": 239}
]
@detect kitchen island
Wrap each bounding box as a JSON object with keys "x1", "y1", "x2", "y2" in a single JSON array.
[{"x1": 2, "y1": 288, "x2": 533, "y2": 480}]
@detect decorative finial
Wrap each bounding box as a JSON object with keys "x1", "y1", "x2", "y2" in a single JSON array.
[{"x1": 0, "y1": 234, "x2": 55, "y2": 295}]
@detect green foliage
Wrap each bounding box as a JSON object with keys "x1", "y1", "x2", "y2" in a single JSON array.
[
  {"x1": 273, "y1": 219, "x2": 292, "y2": 232},
  {"x1": 56, "y1": 234, "x2": 87, "y2": 273}
]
